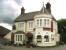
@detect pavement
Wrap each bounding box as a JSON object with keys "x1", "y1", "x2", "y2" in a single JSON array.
[{"x1": 0, "y1": 44, "x2": 66, "y2": 50}]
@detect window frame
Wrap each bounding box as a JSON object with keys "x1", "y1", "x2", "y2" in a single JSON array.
[
  {"x1": 20, "y1": 35, "x2": 22, "y2": 41},
  {"x1": 44, "y1": 35, "x2": 49, "y2": 42},
  {"x1": 28, "y1": 21, "x2": 33, "y2": 29},
  {"x1": 18, "y1": 22, "x2": 24, "y2": 29},
  {"x1": 40, "y1": 19, "x2": 42, "y2": 26},
  {"x1": 37, "y1": 35, "x2": 42, "y2": 42}
]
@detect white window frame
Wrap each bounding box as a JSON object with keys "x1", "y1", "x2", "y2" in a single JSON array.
[
  {"x1": 28, "y1": 21, "x2": 33, "y2": 29},
  {"x1": 15, "y1": 34, "x2": 23, "y2": 42},
  {"x1": 36, "y1": 18, "x2": 50, "y2": 27},
  {"x1": 37, "y1": 19, "x2": 39, "y2": 26},
  {"x1": 37, "y1": 19, "x2": 43, "y2": 27},
  {"x1": 40, "y1": 19, "x2": 42, "y2": 26},
  {"x1": 44, "y1": 19, "x2": 46, "y2": 26},
  {"x1": 44, "y1": 19, "x2": 49, "y2": 27},
  {"x1": 18, "y1": 22, "x2": 24, "y2": 30},
  {"x1": 44, "y1": 35, "x2": 49, "y2": 42}
]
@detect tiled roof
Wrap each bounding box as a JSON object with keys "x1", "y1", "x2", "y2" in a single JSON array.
[
  {"x1": 15, "y1": 6, "x2": 56, "y2": 22},
  {"x1": 0, "y1": 26, "x2": 10, "y2": 36},
  {"x1": 15, "y1": 11, "x2": 40, "y2": 22}
]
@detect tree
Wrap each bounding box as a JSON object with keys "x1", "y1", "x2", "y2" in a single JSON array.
[{"x1": 57, "y1": 19, "x2": 66, "y2": 43}]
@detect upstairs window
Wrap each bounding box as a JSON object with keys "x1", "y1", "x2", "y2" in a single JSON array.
[
  {"x1": 20, "y1": 23, "x2": 24, "y2": 27},
  {"x1": 29, "y1": 21, "x2": 33, "y2": 28},
  {"x1": 37, "y1": 19, "x2": 42, "y2": 27},
  {"x1": 44, "y1": 19, "x2": 49, "y2": 27},
  {"x1": 47, "y1": 19, "x2": 49, "y2": 25},
  {"x1": 44, "y1": 19, "x2": 46, "y2": 26},
  {"x1": 37, "y1": 19, "x2": 39, "y2": 26},
  {"x1": 40, "y1": 19, "x2": 42, "y2": 26},
  {"x1": 18, "y1": 22, "x2": 24, "y2": 29},
  {"x1": 36, "y1": 19, "x2": 49, "y2": 27}
]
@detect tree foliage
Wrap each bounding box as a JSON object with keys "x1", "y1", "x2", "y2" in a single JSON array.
[{"x1": 57, "y1": 19, "x2": 66, "y2": 43}]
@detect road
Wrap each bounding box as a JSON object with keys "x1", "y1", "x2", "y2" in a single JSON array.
[{"x1": 0, "y1": 44, "x2": 66, "y2": 50}]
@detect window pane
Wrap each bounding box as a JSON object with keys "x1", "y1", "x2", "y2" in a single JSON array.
[
  {"x1": 44, "y1": 19, "x2": 46, "y2": 26},
  {"x1": 18, "y1": 35, "x2": 19, "y2": 41},
  {"x1": 29, "y1": 22, "x2": 33, "y2": 28},
  {"x1": 31, "y1": 22, "x2": 33, "y2": 28},
  {"x1": 28, "y1": 22, "x2": 30, "y2": 28},
  {"x1": 47, "y1": 19, "x2": 49, "y2": 25},
  {"x1": 44, "y1": 35, "x2": 49, "y2": 42},
  {"x1": 37, "y1": 35, "x2": 42, "y2": 39},
  {"x1": 40, "y1": 19, "x2": 42, "y2": 26},
  {"x1": 16, "y1": 35, "x2": 17, "y2": 41},
  {"x1": 37, "y1": 35, "x2": 42, "y2": 42},
  {"x1": 20, "y1": 35, "x2": 22, "y2": 41},
  {"x1": 18, "y1": 23, "x2": 24, "y2": 29},
  {"x1": 37, "y1": 19, "x2": 39, "y2": 26},
  {"x1": 51, "y1": 35, "x2": 54, "y2": 41}
]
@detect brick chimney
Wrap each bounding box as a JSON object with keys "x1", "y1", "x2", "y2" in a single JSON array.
[
  {"x1": 21, "y1": 7, "x2": 25, "y2": 14},
  {"x1": 46, "y1": 2, "x2": 51, "y2": 13}
]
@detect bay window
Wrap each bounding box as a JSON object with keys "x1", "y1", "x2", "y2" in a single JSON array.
[
  {"x1": 40, "y1": 19, "x2": 42, "y2": 26},
  {"x1": 36, "y1": 18, "x2": 50, "y2": 27},
  {"x1": 44, "y1": 19, "x2": 46, "y2": 26},
  {"x1": 37, "y1": 19, "x2": 42, "y2": 27},
  {"x1": 37, "y1": 19, "x2": 39, "y2": 26},
  {"x1": 47, "y1": 19, "x2": 49, "y2": 25}
]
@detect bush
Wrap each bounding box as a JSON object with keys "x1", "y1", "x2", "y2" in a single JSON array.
[{"x1": 0, "y1": 38, "x2": 12, "y2": 46}]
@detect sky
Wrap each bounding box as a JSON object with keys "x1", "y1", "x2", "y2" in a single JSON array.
[
  {"x1": 21, "y1": 0, "x2": 66, "y2": 20},
  {"x1": 0, "y1": 0, "x2": 66, "y2": 30}
]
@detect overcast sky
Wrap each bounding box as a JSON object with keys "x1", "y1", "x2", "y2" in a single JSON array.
[
  {"x1": 0, "y1": 0, "x2": 66, "y2": 30},
  {"x1": 22, "y1": 0, "x2": 66, "y2": 20}
]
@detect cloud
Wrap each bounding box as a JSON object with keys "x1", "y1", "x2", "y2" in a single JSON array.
[
  {"x1": 15, "y1": 0, "x2": 22, "y2": 6},
  {"x1": 0, "y1": 0, "x2": 21, "y2": 25},
  {"x1": 0, "y1": 23, "x2": 12, "y2": 30}
]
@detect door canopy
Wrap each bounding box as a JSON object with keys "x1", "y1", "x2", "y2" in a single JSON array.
[{"x1": 26, "y1": 32, "x2": 33, "y2": 38}]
